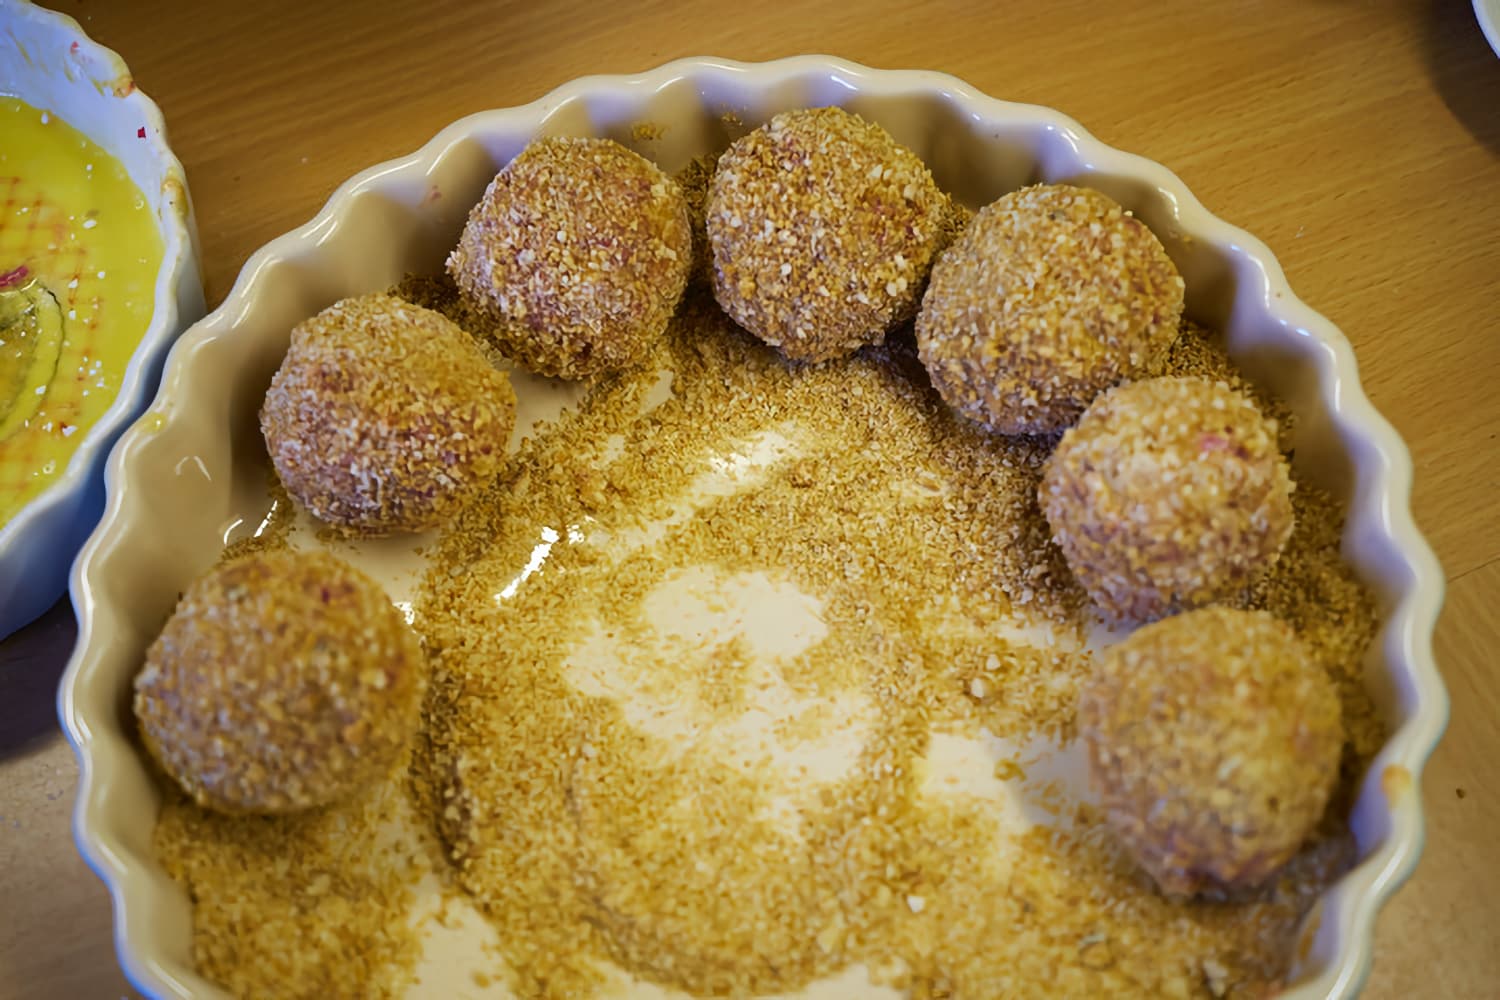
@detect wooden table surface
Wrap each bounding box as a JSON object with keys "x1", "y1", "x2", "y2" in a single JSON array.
[{"x1": 2, "y1": 0, "x2": 1497, "y2": 996}]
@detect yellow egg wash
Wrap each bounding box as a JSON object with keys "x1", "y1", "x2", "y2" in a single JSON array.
[{"x1": 0, "y1": 96, "x2": 163, "y2": 526}]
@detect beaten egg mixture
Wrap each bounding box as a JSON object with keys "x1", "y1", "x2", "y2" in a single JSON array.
[{"x1": 0, "y1": 96, "x2": 162, "y2": 525}]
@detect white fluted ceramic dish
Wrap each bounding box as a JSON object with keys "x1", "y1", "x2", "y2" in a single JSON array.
[{"x1": 59, "y1": 56, "x2": 1446, "y2": 999}]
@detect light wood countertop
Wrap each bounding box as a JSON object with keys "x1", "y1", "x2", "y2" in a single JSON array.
[{"x1": 2, "y1": 1, "x2": 1496, "y2": 996}]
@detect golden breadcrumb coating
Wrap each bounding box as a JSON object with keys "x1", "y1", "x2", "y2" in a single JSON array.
[
  {"x1": 1040, "y1": 375, "x2": 1294, "y2": 624},
  {"x1": 134, "y1": 549, "x2": 425, "y2": 814},
  {"x1": 917, "y1": 183, "x2": 1184, "y2": 433},
  {"x1": 447, "y1": 136, "x2": 692, "y2": 379},
  {"x1": 707, "y1": 107, "x2": 950, "y2": 362},
  {"x1": 1078, "y1": 607, "x2": 1343, "y2": 896},
  {"x1": 260, "y1": 292, "x2": 515, "y2": 536}
]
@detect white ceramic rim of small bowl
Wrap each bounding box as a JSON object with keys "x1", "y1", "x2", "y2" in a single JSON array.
[
  {"x1": 59, "y1": 54, "x2": 1449, "y2": 999},
  {"x1": 1475, "y1": 0, "x2": 1500, "y2": 57},
  {"x1": 0, "y1": 0, "x2": 202, "y2": 636}
]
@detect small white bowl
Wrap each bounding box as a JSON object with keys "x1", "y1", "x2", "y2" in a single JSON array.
[
  {"x1": 0, "y1": 0, "x2": 205, "y2": 637},
  {"x1": 59, "y1": 56, "x2": 1447, "y2": 998}
]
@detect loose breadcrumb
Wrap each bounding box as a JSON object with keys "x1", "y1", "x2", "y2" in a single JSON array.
[
  {"x1": 405, "y1": 289, "x2": 1381, "y2": 999},
  {"x1": 673, "y1": 152, "x2": 719, "y2": 288},
  {"x1": 154, "y1": 768, "x2": 428, "y2": 999}
]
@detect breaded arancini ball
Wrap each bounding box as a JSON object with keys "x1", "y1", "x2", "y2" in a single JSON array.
[
  {"x1": 1040, "y1": 375, "x2": 1294, "y2": 624},
  {"x1": 916, "y1": 184, "x2": 1185, "y2": 434},
  {"x1": 1078, "y1": 607, "x2": 1343, "y2": 897},
  {"x1": 133, "y1": 550, "x2": 426, "y2": 814},
  {"x1": 260, "y1": 292, "x2": 515, "y2": 536},
  {"x1": 706, "y1": 106, "x2": 951, "y2": 363},
  {"x1": 447, "y1": 136, "x2": 693, "y2": 379}
]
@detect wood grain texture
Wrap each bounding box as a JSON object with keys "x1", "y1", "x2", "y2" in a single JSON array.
[{"x1": 1, "y1": 1, "x2": 1495, "y2": 997}]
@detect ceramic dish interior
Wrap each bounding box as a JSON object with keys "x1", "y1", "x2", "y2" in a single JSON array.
[
  {"x1": 0, "y1": 0, "x2": 205, "y2": 637},
  {"x1": 60, "y1": 56, "x2": 1446, "y2": 999}
]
